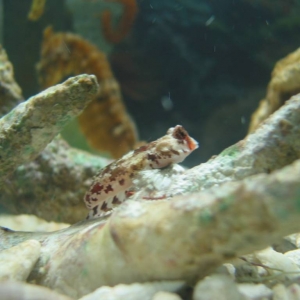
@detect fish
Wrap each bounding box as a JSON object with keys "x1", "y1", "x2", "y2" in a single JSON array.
[{"x1": 84, "y1": 125, "x2": 198, "y2": 219}]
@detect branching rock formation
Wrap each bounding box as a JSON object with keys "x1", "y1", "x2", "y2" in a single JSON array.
[
  {"x1": 249, "y1": 48, "x2": 300, "y2": 132},
  {"x1": 0, "y1": 74, "x2": 99, "y2": 181}
]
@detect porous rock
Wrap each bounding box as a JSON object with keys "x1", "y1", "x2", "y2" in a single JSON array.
[
  {"x1": 193, "y1": 275, "x2": 245, "y2": 300},
  {"x1": 0, "y1": 240, "x2": 40, "y2": 281}
]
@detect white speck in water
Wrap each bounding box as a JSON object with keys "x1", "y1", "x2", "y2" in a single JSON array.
[
  {"x1": 161, "y1": 93, "x2": 174, "y2": 111},
  {"x1": 241, "y1": 116, "x2": 246, "y2": 124},
  {"x1": 150, "y1": 4, "x2": 153, "y2": 9},
  {"x1": 205, "y1": 15, "x2": 215, "y2": 26},
  {"x1": 266, "y1": 20, "x2": 269, "y2": 25}
]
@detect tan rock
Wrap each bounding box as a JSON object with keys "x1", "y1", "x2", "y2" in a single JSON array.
[
  {"x1": 152, "y1": 291, "x2": 182, "y2": 300},
  {"x1": 0, "y1": 214, "x2": 69, "y2": 232},
  {"x1": 0, "y1": 240, "x2": 40, "y2": 281},
  {"x1": 193, "y1": 275, "x2": 245, "y2": 300},
  {"x1": 249, "y1": 48, "x2": 300, "y2": 132},
  {"x1": 0, "y1": 281, "x2": 74, "y2": 300},
  {"x1": 79, "y1": 281, "x2": 184, "y2": 300}
]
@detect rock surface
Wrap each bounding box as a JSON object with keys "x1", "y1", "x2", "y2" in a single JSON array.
[
  {"x1": 79, "y1": 281, "x2": 184, "y2": 300},
  {"x1": 0, "y1": 240, "x2": 40, "y2": 281},
  {"x1": 0, "y1": 74, "x2": 99, "y2": 180},
  {"x1": 193, "y1": 275, "x2": 246, "y2": 300},
  {"x1": 0, "y1": 281, "x2": 74, "y2": 300},
  {"x1": 249, "y1": 48, "x2": 300, "y2": 133}
]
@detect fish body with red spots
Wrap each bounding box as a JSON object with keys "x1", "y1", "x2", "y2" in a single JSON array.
[{"x1": 84, "y1": 125, "x2": 198, "y2": 219}]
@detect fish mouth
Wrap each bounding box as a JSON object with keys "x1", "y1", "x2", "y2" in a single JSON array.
[{"x1": 187, "y1": 137, "x2": 198, "y2": 151}]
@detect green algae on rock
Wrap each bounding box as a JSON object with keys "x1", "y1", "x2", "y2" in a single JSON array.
[
  {"x1": 2, "y1": 90, "x2": 300, "y2": 223},
  {"x1": 1, "y1": 93, "x2": 300, "y2": 296},
  {"x1": 0, "y1": 74, "x2": 99, "y2": 180},
  {"x1": 1, "y1": 52, "x2": 300, "y2": 297},
  {"x1": 3, "y1": 158, "x2": 300, "y2": 297},
  {"x1": 1, "y1": 137, "x2": 110, "y2": 222},
  {"x1": 164, "y1": 94, "x2": 300, "y2": 196},
  {"x1": 0, "y1": 47, "x2": 109, "y2": 222}
]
